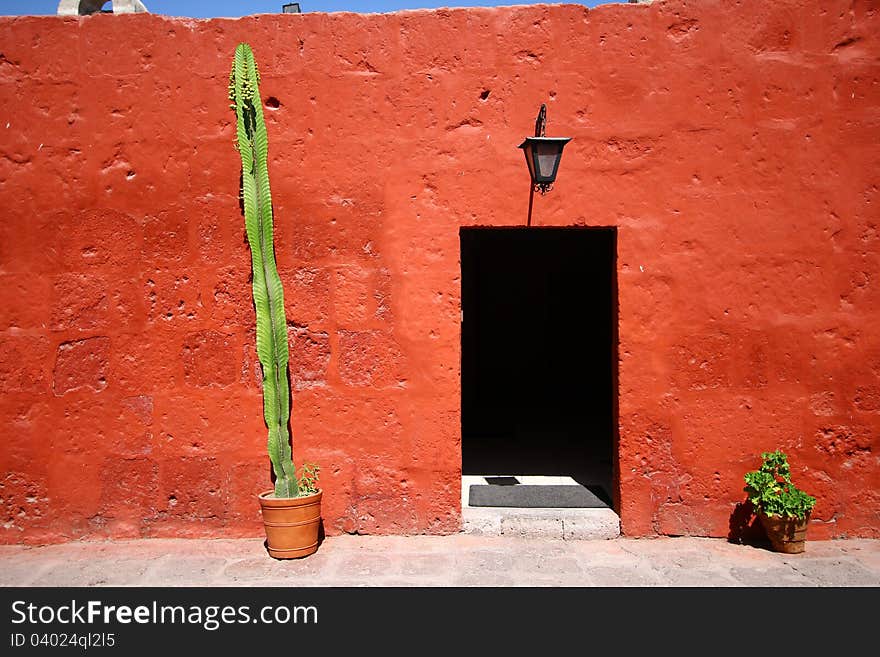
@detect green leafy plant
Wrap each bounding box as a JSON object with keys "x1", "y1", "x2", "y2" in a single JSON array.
[
  {"x1": 228, "y1": 43, "x2": 318, "y2": 499},
  {"x1": 744, "y1": 450, "x2": 816, "y2": 520}
]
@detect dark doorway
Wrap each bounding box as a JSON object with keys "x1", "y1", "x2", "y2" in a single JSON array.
[{"x1": 460, "y1": 227, "x2": 617, "y2": 506}]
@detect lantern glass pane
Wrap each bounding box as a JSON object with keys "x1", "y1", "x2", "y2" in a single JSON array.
[
  {"x1": 535, "y1": 153, "x2": 556, "y2": 178},
  {"x1": 534, "y1": 142, "x2": 560, "y2": 180}
]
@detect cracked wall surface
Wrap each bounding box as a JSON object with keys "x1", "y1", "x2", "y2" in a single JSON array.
[{"x1": 0, "y1": 0, "x2": 878, "y2": 544}]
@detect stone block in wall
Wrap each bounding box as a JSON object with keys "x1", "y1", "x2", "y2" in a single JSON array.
[
  {"x1": 53, "y1": 336, "x2": 110, "y2": 396},
  {"x1": 181, "y1": 330, "x2": 240, "y2": 388},
  {"x1": 289, "y1": 326, "x2": 331, "y2": 389},
  {"x1": 0, "y1": 335, "x2": 51, "y2": 393},
  {"x1": 337, "y1": 329, "x2": 405, "y2": 388}
]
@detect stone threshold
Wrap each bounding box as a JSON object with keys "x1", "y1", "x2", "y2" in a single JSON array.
[{"x1": 461, "y1": 475, "x2": 621, "y2": 540}]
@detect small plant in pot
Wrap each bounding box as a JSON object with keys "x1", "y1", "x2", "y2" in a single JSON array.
[
  {"x1": 743, "y1": 450, "x2": 816, "y2": 554},
  {"x1": 229, "y1": 43, "x2": 321, "y2": 559}
]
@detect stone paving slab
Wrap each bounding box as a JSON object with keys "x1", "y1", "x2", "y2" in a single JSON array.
[{"x1": 0, "y1": 535, "x2": 878, "y2": 587}]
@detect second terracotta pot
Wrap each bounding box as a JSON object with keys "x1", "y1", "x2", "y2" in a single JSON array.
[{"x1": 758, "y1": 510, "x2": 810, "y2": 554}]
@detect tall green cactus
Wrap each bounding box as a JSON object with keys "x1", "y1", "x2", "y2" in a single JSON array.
[{"x1": 228, "y1": 43, "x2": 298, "y2": 498}]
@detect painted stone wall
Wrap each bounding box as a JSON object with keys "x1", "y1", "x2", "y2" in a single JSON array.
[{"x1": 0, "y1": 0, "x2": 877, "y2": 544}]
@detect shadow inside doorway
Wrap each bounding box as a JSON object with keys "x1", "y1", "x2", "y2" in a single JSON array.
[{"x1": 460, "y1": 227, "x2": 617, "y2": 507}]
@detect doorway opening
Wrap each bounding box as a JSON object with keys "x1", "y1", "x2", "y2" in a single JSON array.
[{"x1": 460, "y1": 227, "x2": 618, "y2": 510}]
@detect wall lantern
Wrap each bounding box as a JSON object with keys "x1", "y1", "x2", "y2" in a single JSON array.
[{"x1": 518, "y1": 104, "x2": 571, "y2": 226}]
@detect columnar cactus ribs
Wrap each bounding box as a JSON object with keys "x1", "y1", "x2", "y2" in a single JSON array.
[{"x1": 229, "y1": 43, "x2": 299, "y2": 498}]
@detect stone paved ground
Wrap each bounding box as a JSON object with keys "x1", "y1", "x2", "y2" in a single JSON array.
[{"x1": 1, "y1": 535, "x2": 879, "y2": 587}]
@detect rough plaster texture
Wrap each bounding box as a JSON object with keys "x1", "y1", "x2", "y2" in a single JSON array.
[{"x1": 0, "y1": 0, "x2": 878, "y2": 545}]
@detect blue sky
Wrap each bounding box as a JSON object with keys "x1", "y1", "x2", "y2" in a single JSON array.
[{"x1": 2, "y1": 1, "x2": 611, "y2": 18}]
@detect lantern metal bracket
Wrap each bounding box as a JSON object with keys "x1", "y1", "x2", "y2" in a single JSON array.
[{"x1": 532, "y1": 104, "x2": 553, "y2": 195}]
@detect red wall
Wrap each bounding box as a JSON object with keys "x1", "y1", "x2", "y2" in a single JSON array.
[{"x1": 1, "y1": 0, "x2": 878, "y2": 544}]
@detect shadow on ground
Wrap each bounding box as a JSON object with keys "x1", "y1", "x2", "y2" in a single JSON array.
[{"x1": 728, "y1": 499, "x2": 773, "y2": 550}]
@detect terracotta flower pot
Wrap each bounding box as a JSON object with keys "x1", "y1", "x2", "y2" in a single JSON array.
[
  {"x1": 758, "y1": 510, "x2": 810, "y2": 554},
  {"x1": 258, "y1": 490, "x2": 322, "y2": 559}
]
